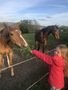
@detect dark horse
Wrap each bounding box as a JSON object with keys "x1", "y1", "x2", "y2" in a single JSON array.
[
  {"x1": 0, "y1": 24, "x2": 28, "y2": 77},
  {"x1": 35, "y1": 25, "x2": 60, "y2": 52}
]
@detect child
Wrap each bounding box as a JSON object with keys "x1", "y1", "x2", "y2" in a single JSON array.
[{"x1": 30, "y1": 44, "x2": 68, "y2": 90}]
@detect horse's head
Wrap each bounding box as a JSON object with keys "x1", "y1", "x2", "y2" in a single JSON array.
[
  {"x1": 0, "y1": 24, "x2": 28, "y2": 47},
  {"x1": 52, "y1": 25, "x2": 60, "y2": 40},
  {"x1": 8, "y1": 26, "x2": 28, "y2": 47}
]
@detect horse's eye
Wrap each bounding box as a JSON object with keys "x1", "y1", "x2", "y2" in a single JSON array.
[{"x1": 10, "y1": 33, "x2": 13, "y2": 35}]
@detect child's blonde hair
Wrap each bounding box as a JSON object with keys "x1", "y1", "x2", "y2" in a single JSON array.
[
  {"x1": 57, "y1": 44, "x2": 68, "y2": 77},
  {"x1": 56, "y1": 44, "x2": 68, "y2": 60}
]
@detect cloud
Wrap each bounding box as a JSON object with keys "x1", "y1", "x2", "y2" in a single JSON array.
[
  {"x1": 0, "y1": 0, "x2": 47, "y2": 14},
  {"x1": 0, "y1": 0, "x2": 45, "y2": 21},
  {"x1": 20, "y1": 13, "x2": 52, "y2": 20},
  {"x1": 52, "y1": 12, "x2": 68, "y2": 19},
  {"x1": 38, "y1": 12, "x2": 68, "y2": 26},
  {"x1": 19, "y1": 12, "x2": 68, "y2": 26}
]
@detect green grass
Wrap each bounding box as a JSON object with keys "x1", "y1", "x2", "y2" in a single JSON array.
[
  {"x1": 23, "y1": 33, "x2": 35, "y2": 49},
  {"x1": 60, "y1": 32, "x2": 68, "y2": 45}
]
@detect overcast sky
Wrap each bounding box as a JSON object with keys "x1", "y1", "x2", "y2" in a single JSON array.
[{"x1": 0, "y1": 0, "x2": 68, "y2": 26}]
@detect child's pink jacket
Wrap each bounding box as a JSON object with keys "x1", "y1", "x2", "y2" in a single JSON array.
[{"x1": 32, "y1": 50, "x2": 65, "y2": 88}]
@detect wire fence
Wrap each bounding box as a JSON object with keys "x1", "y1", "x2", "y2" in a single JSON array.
[
  {"x1": 0, "y1": 57, "x2": 36, "y2": 72},
  {"x1": 26, "y1": 73, "x2": 49, "y2": 90}
]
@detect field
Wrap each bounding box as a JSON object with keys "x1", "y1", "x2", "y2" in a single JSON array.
[{"x1": 0, "y1": 31, "x2": 68, "y2": 90}]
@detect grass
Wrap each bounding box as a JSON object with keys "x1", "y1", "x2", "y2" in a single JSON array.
[{"x1": 60, "y1": 32, "x2": 68, "y2": 45}]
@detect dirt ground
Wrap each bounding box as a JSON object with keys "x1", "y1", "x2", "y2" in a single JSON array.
[{"x1": 0, "y1": 57, "x2": 68, "y2": 90}]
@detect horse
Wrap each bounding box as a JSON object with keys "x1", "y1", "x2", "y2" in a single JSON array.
[
  {"x1": 0, "y1": 24, "x2": 28, "y2": 77},
  {"x1": 35, "y1": 25, "x2": 60, "y2": 52}
]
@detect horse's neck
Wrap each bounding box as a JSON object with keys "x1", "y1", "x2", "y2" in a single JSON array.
[
  {"x1": 41, "y1": 27, "x2": 51, "y2": 35},
  {"x1": 0, "y1": 37, "x2": 13, "y2": 51},
  {"x1": 0, "y1": 37, "x2": 7, "y2": 45},
  {"x1": 1, "y1": 32, "x2": 10, "y2": 42}
]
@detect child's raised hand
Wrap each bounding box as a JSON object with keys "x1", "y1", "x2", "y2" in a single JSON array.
[{"x1": 29, "y1": 50, "x2": 32, "y2": 53}]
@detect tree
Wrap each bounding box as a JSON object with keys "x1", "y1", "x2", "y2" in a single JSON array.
[
  {"x1": 20, "y1": 20, "x2": 40, "y2": 33},
  {"x1": 20, "y1": 20, "x2": 29, "y2": 33}
]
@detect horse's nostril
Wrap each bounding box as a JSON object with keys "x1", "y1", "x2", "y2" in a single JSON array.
[
  {"x1": 24, "y1": 43, "x2": 28, "y2": 47},
  {"x1": 18, "y1": 43, "x2": 21, "y2": 47}
]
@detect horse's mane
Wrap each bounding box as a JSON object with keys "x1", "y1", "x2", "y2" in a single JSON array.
[
  {"x1": 0, "y1": 24, "x2": 11, "y2": 44},
  {"x1": 40, "y1": 25, "x2": 57, "y2": 35}
]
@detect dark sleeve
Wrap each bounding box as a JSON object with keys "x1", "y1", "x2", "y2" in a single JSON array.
[{"x1": 32, "y1": 50, "x2": 52, "y2": 65}]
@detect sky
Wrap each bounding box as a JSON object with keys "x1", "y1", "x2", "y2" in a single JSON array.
[{"x1": 0, "y1": 0, "x2": 68, "y2": 26}]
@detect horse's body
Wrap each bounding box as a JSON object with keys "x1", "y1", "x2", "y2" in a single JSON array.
[
  {"x1": 35, "y1": 25, "x2": 60, "y2": 52},
  {"x1": 0, "y1": 24, "x2": 28, "y2": 77}
]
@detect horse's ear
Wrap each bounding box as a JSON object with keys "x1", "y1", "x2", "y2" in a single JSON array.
[
  {"x1": 0, "y1": 24, "x2": 10, "y2": 43},
  {"x1": 0, "y1": 27, "x2": 5, "y2": 33},
  {"x1": 3, "y1": 23, "x2": 9, "y2": 31}
]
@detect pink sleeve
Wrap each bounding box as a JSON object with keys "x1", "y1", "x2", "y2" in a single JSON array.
[{"x1": 32, "y1": 50, "x2": 52, "y2": 65}]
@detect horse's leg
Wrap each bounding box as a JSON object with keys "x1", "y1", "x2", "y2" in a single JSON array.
[
  {"x1": 0, "y1": 54, "x2": 3, "y2": 78},
  {"x1": 44, "y1": 37, "x2": 48, "y2": 46},
  {"x1": 35, "y1": 41, "x2": 37, "y2": 49},
  {"x1": 42, "y1": 42, "x2": 45, "y2": 53},
  {"x1": 7, "y1": 52, "x2": 14, "y2": 77},
  {"x1": 44, "y1": 37, "x2": 48, "y2": 51},
  {"x1": 37, "y1": 42, "x2": 40, "y2": 51},
  {"x1": 35, "y1": 41, "x2": 40, "y2": 51}
]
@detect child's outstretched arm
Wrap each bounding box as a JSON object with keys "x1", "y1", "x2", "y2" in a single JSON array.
[{"x1": 31, "y1": 50, "x2": 52, "y2": 65}]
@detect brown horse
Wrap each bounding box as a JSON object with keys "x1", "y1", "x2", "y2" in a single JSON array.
[
  {"x1": 0, "y1": 24, "x2": 28, "y2": 77},
  {"x1": 35, "y1": 25, "x2": 60, "y2": 52}
]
